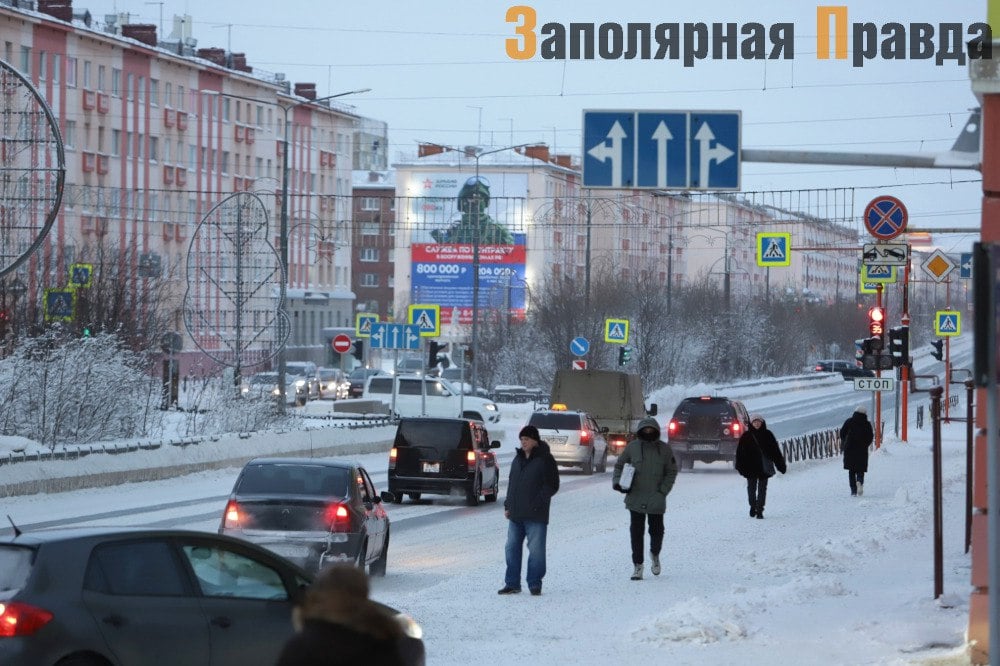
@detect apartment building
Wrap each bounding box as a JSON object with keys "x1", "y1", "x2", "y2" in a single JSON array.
[{"x1": 0, "y1": 1, "x2": 369, "y2": 375}]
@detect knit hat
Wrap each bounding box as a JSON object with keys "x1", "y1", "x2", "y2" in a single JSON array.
[
  {"x1": 749, "y1": 413, "x2": 764, "y2": 423},
  {"x1": 855, "y1": 405, "x2": 868, "y2": 414},
  {"x1": 518, "y1": 425, "x2": 540, "y2": 441}
]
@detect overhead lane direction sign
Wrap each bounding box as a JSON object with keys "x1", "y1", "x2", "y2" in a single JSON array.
[
  {"x1": 864, "y1": 195, "x2": 908, "y2": 240},
  {"x1": 583, "y1": 110, "x2": 740, "y2": 191},
  {"x1": 862, "y1": 243, "x2": 908, "y2": 266},
  {"x1": 370, "y1": 323, "x2": 421, "y2": 350},
  {"x1": 960, "y1": 252, "x2": 973, "y2": 279},
  {"x1": 757, "y1": 233, "x2": 790, "y2": 267}
]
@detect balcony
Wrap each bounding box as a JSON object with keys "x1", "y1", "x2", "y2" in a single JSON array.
[
  {"x1": 96, "y1": 154, "x2": 109, "y2": 175},
  {"x1": 176, "y1": 112, "x2": 188, "y2": 131},
  {"x1": 162, "y1": 165, "x2": 174, "y2": 184},
  {"x1": 82, "y1": 90, "x2": 96, "y2": 111},
  {"x1": 81, "y1": 151, "x2": 95, "y2": 172},
  {"x1": 96, "y1": 92, "x2": 110, "y2": 114},
  {"x1": 163, "y1": 107, "x2": 174, "y2": 128},
  {"x1": 245, "y1": 127, "x2": 255, "y2": 145},
  {"x1": 175, "y1": 168, "x2": 187, "y2": 186},
  {"x1": 175, "y1": 224, "x2": 187, "y2": 241},
  {"x1": 234, "y1": 125, "x2": 244, "y2": 143},
  {"x1": 162, "y1": 222, "x2": 174, "y2": 241}
]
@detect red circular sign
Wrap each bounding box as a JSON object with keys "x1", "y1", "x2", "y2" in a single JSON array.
[
  {"x1": 332, "y1": 334, "x2": 352, "y2": 353},
  {"x1": 863, "y1": 195, "x2": 908, "y2": 240}
]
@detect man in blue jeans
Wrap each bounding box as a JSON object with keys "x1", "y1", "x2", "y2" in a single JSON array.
[{"x1": 499, "y1": 425, "x2": 560, "y2": 596}]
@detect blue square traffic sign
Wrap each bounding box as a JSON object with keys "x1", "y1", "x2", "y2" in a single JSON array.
[{"x1": 583, "y1": 109, "x2": 740, "y2": 190}]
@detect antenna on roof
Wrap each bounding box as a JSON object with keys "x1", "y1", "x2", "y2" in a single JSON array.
[{"x1": 7, "y1": 515, "x2": 22, "y2": 537}]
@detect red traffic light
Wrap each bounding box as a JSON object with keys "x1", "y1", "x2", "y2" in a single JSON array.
[{"x1": 867, "y1": 306, "x2": 884, "y2": 323}]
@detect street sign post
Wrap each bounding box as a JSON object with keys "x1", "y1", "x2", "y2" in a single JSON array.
[{"x1": 582, "y1": 110, "x2": 740, "y2": 190}]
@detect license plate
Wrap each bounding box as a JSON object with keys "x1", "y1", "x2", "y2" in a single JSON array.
[
  {"x1": 422, "y1": 462, "x2": 440, "y2": 473},
  {"x1": 690, "y1": 444, "x2": 718, "y2": 451},
  {"x1": 548, "y1": 436, "x2": 568, "y2": 445},
  {"x1": 268, "y1": 544, "x2": 310, "y2": 559}
]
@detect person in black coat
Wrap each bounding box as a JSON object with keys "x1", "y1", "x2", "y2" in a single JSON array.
[
  {"x1": 735, "y1": 413, "x2": 787, "y2": 519},
  {"x1": 840, "y1": 405, "x2": 874, "y2": 496},
  {"x1": 498, "y1": 425, "x2": 560, "y2": 596},
  {"x1": 276, "y1": 563, "x2": 413, "y2": 666}
]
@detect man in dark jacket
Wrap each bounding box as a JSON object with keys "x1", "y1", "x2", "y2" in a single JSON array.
[
  {"x1": 499, "y1": 425, "x2": 560, "y2": 596},
  {"x1": 612, "y1": 417, "x2": 678, "y2": 580},
  {"x1": 735, "y1": 413, "x2": 787, "y2": 519},
  {"x1": 840, "y1": 405, "x2": 874, "y2": 496}
]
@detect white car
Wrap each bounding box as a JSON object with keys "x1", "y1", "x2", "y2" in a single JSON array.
[
  {"x1": 363, "y1": 374, "x2": 500, "y2": 423},
  {"x1": 241, "y1": 372, "x2": 306, "y2": 406},
  {"x1": 525, "y1": 405, "x2": 609, "y2": 475}
]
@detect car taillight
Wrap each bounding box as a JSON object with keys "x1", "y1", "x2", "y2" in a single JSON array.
[
  {"x1": 732, "y1": 421, "x2": 742, "y2": 436},
  {"x1": 223, "y1": 500, "x2": 241, "y2": 529},
  {"x1": 579, "y1": 430, "x2": 591, "y2": 446},
  {"x1": 467, "y1": 450, "x2": 477, "y2": 471},
  {"x1": 388, "y1": 447, "x2": 398, "y2": 470},
  {"x1": 668, "y1": 420, "x2": 678, "y2": 434},
  {"x1": 325, "y1": 503, "x2": 351, "y2": 532},
  {"x1": 0, "y1": 602, "x2": 53, "y2": 637}
]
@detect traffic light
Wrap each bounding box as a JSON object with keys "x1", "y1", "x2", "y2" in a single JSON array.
[
  {"x1": 351, "y1": 340, "x2": 364, "y2": 361},
  {"x1": 618, "y1": 345, "x2": 632, "y2": 366},
  {"x1": 82, "y1": 326, "x2": 91, "y2": 337},
  {"x1": 867, "y1": 306, "x2": 885, "y2": 339},
  {"x1": 428, "y1": 340, "x2": 447, "y2": 368},
  {"x1": 888, "y1": 326, "x2": 909, "y2": 367},
  {"x1": 930, "y1": 339, "x2": 944, "y2": 361}
]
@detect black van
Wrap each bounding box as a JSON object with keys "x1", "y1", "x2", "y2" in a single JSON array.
[{"x1": 387, "y1": 417, "x2": 501, "y2": 506}]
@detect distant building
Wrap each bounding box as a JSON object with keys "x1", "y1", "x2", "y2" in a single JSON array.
[{"x1": 351, "y1": 170, "x2": 396, "y2": 321}]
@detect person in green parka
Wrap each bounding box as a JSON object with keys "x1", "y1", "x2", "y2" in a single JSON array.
[{"x1": 612, "y1": 417, "x2": 679, "y2": 581}]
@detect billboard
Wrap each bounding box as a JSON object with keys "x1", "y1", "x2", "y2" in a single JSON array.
[{"x1": 408, "y1": 173, "x2": 527, "y2": 325}]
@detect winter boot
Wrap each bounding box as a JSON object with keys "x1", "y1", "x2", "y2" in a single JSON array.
[
  {"x1": 857, "y1": 483, "x2": 863, "y2": 497},
  {"x1": 756, "y1": 505, "x2": 764, "y2": 519},
  {"x1": 630, "y1": 564, "x2": 643, "y2": 580},
  {"x1": 750, "y1": 506, "x2": 757, "y2": 518},
  {"x1": 650, "y1": 554, "x2": 661, "y2": 576}
]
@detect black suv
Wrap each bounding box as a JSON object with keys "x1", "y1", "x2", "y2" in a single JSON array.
[
  {"x1": 667, "y1": 396, "x2": 750, "y2": 471},
  {"x1": 348, "y1": 367, "x2": 384, "y2": 398},
  {"x1": 388, "y1": 417, "x2": 501, "y2": 506},
  {"x1": 813, "y1": 359, "x2": 875, "y2": 379}
]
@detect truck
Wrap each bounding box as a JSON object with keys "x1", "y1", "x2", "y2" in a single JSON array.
[{"x1": 549, "y1": 369, "x2": 657, "y2": 455}]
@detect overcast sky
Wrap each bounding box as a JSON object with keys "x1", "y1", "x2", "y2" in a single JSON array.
[{"x1": 77, "y1": 0, "x2": 986, "y2": 249}]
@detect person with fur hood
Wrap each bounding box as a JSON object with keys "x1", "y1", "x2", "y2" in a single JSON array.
[
  {"x1": 735, "y1": 413, "x2": 787, "y2": 519},
  {"x1": 276, "y1": 563, "x2": 410, "y2": 666},
  {"x1": 612, "y1": 417, "x2": 679, "y2": 581},
  {"x1": 840, "y1": 404, "x2": 874, "y2": 496}
]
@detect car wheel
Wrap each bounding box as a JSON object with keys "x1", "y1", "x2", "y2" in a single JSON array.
[
  {"x1": 355, "y1": 540, "x2": 368, "y2": 569},
  {"x1": 408, "y1": 493, "x2": 422, "y2": 502},
  {"x1": 582, "y1": 451, "x2": 594, "y2": 475},
  {"x1": 389, "y1": 488, "x2": 403, "y2": 504},
  {"x1": 466, "y1": 474, "x2": 481, "y2": 506},
  {"x1": 370, "y1": 530, "x2": 389, "y2": 577},
  {"x1": 56, "y1": 658, "x2": 106, "y2": 666},
  {"x1": 597, "y1": 449, "x2": 608, "y2": 473}
]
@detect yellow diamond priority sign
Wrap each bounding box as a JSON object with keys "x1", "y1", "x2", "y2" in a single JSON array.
[{"x1": 921, "y1": 250, "x2": 956, "y2": 283}]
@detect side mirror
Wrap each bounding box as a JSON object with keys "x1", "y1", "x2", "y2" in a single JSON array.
[
  {"x1": 647, "y1": 403, "x2": 658, "y2": 417},
  {"x1": 601, "y1": 426, "x2": 610, "y2": 434},
  {"x1": 490, "y1": 440, "x2": 501, "y2": 449},
  {"x1": 379, "y1": 490, "x2": 395, "y2": 503}
]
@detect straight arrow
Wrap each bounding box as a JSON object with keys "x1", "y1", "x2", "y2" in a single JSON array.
[{"x1": 651, "y1": 121, "x2": 673, "y2": 188}]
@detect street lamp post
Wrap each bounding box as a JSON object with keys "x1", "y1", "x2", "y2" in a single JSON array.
[
  {"x1": 417, "y1": 142, "x2": 535, "y2": 395},
  {"x1": 274, "y1": 88, "x2": 370, "y2": 410}
]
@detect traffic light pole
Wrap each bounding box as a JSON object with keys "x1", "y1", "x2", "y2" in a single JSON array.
[
  {"x1": 901, "y1": 250, "x2": 910, "y2": 442},
  {"x1": 875, "y1": 286, "x2": 883, "y2": 449}
]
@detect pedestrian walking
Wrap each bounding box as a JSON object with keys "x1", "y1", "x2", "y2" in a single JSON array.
[
  {"x1": 735, "y1": 413, "x2": 787, "y2": 519},
  {"x1": 275, "y1": 563, "x2": 409, "y2": 666},
  {"x1": 612, "y1": 417, "x2": 679, "y2": 580},
  {"x1": 498, "y1": 424, "x2": 560, "y2": 596},
  {"x1": 840, "y1": 405, "x2": 874, "y2": 496}
]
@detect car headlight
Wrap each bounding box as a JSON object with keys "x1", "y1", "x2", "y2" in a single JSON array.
[
  {"x1": 295, "y1": 379, "x2": 306, "y2": 387},
  {"x1": 484, "y1": 403, "x2": 498, "y2": 411}
]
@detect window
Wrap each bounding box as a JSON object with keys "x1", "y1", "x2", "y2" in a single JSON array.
[
  {"x1": 111, "y1": 130, "x2": 120, "y2": 157},
  {"x1": 66, "y1": 56, "x2": 77, "y2": 87},
  {"x1": 125, "y1": 132, "x2": 132, "y2": 159},
  {"x1": 37, "y1": 50, "x2": 46, "y2": 80},
  {"x1": 221, "y1": 150, "x2": 229, "y2": 174},
  {"x1": 222, "y1": 98, "x2": 230, "y2": 122},
  {"x1": 112, "y1": 68, "x2": 122, "y2": 96},
  {"x1": 82, "y1": 60, "x2": 91, "y2": 88},
  {"x1": 360, "y1": 248, "x2": 379, "y2": 262},
  {"x1": 149, "y1": 78, "x2": 158, "y2": 105},
  {"x1": 126, "y1": 73, "x2": 133, "y2": 101},
  {"x1": 84, "y1": 541, "x2": 188, "y2": 596},
  {"x1": 64, "y1": 120, "x2": 76, "y2": 149},
  {"x1": 180, "y1": 543, "x2": 288, "y2": 601},
  {"x1": 19, "y1": 46, "x2": 30, "y2": 76},
  {"x1": 256, "y1": 105, "x2": 264, "y2": 126},
  {"x1": 52, "y1": 54, "x2": 60, "y2": 84},
  {"x1": 164, "y1": 81, "x2": 172, "y2": 106},
  {"x1": 137, "y1": 75, "x2": 144, "y2": 103},
  {"x1": 97, "y1": 64, "x2": 105, "y2": 91},
  {"x1": 360, "y1": 273, "x2": 379, "y2": 287},
  {"x1": 361, "y1": 222, "x2": 378, "y2": 236},
  {"x1": 361, "y1": 197, "x2": 379, "y2": 211},
  {"x1": 163, "y1": 138, "x2": 171, "y2": 162}
]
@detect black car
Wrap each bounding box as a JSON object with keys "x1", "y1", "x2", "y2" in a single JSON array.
[
  {"x1": 813, "y1": 359, "x2": 875, "y2": 379},
  {"x1": 348, "y1": 367, "x2": 385, "y2": 398},
  {"x1": 0, "y1": 526, "x2": 424, "y2": 666},
  {"x1": 667, "y1": 396, "x2": 750, "y2": 470},
  {"x1": 219, "y1": 458, "x2": 392, "y2": 576},
  {"x1": 388, "y1": 417, "x2": 501, "y2": 506}
]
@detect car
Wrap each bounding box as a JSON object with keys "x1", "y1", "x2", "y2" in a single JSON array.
[
  {"x1": 525, "y1": 405, "x2": 609, "y2": 474},
  {"x1": 395, "y1": 356, "x2": 439, "y2": 377},
  {"x1": 242, "y1": 371, "x2": 307, "y2": 406},
  {"x1": 0, "y1": 525, "x2": 425, "y2": 666},
  {"x1": 284, "y1": 361, "x2": 321, "y2": 400},
  {"x1": 387, "y1": 417, "x2": 501, "y2": 506},
  {"x1": 317, "y1": 367, "x2": 349, "y2": 400},
  {"x1": 813, "y1": 359, "x2": 875, "y2": 379},
  {"x1": 667, "y1": 396, "x2": 750, "y2": 470},
  {"x1": 219, "y1": 457, "x2": 392, "y2": 576},
  {"x1": 364, "y1": 374, "x2": 501, "y2": 423},
  {"x1": 348, "y1": 367, "x2": 384, "y2": 398}
]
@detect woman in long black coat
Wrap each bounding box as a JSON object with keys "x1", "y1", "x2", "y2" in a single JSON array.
[
  {"x1": 735, "y1": 414, "x2": 787, "y2": 519},
  {"x1": 840, "y1": 405, "x2": 874, "y2": 496}
]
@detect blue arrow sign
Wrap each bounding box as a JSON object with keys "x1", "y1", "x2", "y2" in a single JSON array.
[
  {"x1": 370, "y1": 322, "x2": 421, "y2": 350},
  {"x1": 570, "y1": 336, "x2": 590, "y2": 357},
  {"x1": 583, "y1": 109, "x2": 740, "y2": 190},
  {"x1": 960, "y1": 252, "x2": 973, "y2": 279}
]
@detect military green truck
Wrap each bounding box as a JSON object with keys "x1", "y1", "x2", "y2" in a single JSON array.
[{"x1": 549, "y1": 369, "x2": 657, "y2": 455}]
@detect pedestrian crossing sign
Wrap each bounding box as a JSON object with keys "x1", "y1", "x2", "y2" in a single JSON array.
[
  {"x1": 934, "y1": 310, "x2": 961, "y2": 336},
  {"x1": 756, "y1": 233, "x2": 791, "y2": 267},
  {"x1": 604, "y1": 318, "x2": 629, "y2": 344},
  {"x1": 408, "y1": 304, "x2": 440, "y2": 337},
  {"x1": 861, "y1": 264, "x2": 897, "y2": 284},
  {"x1": 355, "y1": 313, "x2": 379, "y2": 339},
  {"x1": 44, "y1": 288, "x2": 76, "y2": 322}
]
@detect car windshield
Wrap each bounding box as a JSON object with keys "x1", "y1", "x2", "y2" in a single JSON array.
[
  {"x1": 285, "y1": 365, "x2": 311, "y2": 377},
  {"x1": 350, "y1": 369, "x2": 374, "y2": 380},
  {"x1": 528, "y1": 413, "x2": 581, "y2": 430},
  {"x1": 248, "y1": 374, "x2": 278, "y2": 385},
  {"x1": 395, "y1": 421, "x2": 471, "y2": 455},
  {"x1": 236, "y1": 464, "x2": 350, "y2": 497},
  {"x1": 318, "y1": 370, "x2": 340, "y2": 380},
  {"x1": 675, "y1": 400, "x2": 734, "y2": 418}
]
